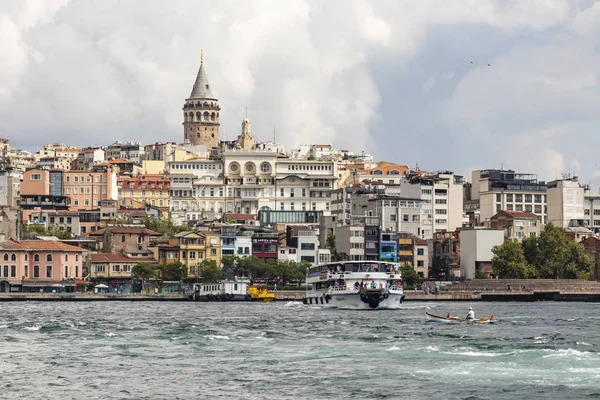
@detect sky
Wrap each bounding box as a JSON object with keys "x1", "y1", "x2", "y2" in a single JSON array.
[{"x1": 2, "y1": 0, "x2": 600, "y2": 186}]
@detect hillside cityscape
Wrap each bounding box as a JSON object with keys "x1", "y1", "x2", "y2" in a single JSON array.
[{"x1": 0, "y1": 56, "x2": 597, "y2": 294}]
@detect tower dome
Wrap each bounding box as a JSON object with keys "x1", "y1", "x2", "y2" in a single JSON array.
[{"x1": 182, "y1": 52, "x2": 220, "y2": 148}]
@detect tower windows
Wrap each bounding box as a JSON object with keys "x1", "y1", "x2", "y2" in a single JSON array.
[
  {"x1": 196, "y1": 111, "x2": 201, "y2": 121},
  {"x1": 211, "y1": 112, "x2": 216, "y2": 121},
  {"x1": 203, "y1": 111, "x2": 209, "y2": 121}
]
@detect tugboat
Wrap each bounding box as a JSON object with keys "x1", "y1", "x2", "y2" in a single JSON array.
[
  {"x1": 302, "y1": 261, "x2": 404, "y2": 309},
  {"x1": 247, "y1": 285, "x2": 275, "y2": 302}
]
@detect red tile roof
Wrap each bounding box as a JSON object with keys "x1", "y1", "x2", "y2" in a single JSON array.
[
  {"x1": 90, "y1": 253, "x2": 156, "y2": 263},
  {"x1": 0, "y1": 240, "x2": 86, "y2": 252},
  {"x1": 89, "y1": 226, "x2": 160, "y2": 236},
  {"x1": 494, "y1": 211, "x2": 538, "y2": 219}
]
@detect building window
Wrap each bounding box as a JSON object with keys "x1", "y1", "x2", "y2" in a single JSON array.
[
  {"x1": 10, "y1": 265, "x2": 16, "y2": 278},
  {"x1": 496, "y1": 194, "x2": 501, "y2": 202},
  {"x1": 34, "y1": 265, "x2": 40, "y2": 278},
  {"x1": 46, "y1": 254, "x2": 52, "y2": 262},
  {"x1": 535, "y1": 194, "x2": 542, "y2": 203},
  {"x1": 211, "y1": 249, "x2": 217, "y2": 256},
  {"x1": 515, "y1": 194, "x2": 523, "y2": 203},
  {"x1": 46, "y1": 265, "x2": 53, "y2": 278},
  {"x1": 417, "y1": 248, "x2": 424, "y2": 256},
  {"x1": 301, "y1": 243, "x2": 315, "y2": 250},
  {"x1": 31, "y1": 174, "x2": 41, "y2": 180},
  {"x1": 506, "y1": 194, "x2": 513, "y2": 202},
  {"x1": 507, "y1": 204, "x2": 513, "y2": 211}
]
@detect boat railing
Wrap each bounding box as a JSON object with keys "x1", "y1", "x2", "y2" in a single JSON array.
[{"x1": 329, "y1": 286, "x2": 358, "y2": 293}]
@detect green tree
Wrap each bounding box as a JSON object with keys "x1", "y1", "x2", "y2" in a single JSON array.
[
  {"x1": 157, "y1": 261, "x2": 187, "y2": 281},
  {"x1": 293, "y1": 261, "x2": 311, "y2": 286},
  {"x1": 199, "y1": 259, "x2": 225, "y2": 283},
  {"x1": 24, "y1": 224, "x2": 73, "y2": 240},
  {"x1": 491, "y1": 239, "x2": 534, "y2": 278},
  {"x1": 530, "y1": 223, "x2": 593, "y2": 279},
  {"x1": 400, "y1": 264, "x2": 419, "y2": 286},
  {"x1": 132, "y1": 262, "x2": 157, "y2": 280},
  {"x1": 221, "y1": 256, "x2": 239, "y2": 278},
  {"x1": 132, "y1": 262, "x2": 157, "y2": 293},
  {"x1": 139, "y1": 216, "x2": 188, "y2": 236},
  {"x1": 235, "y1": 256, "x2": 267, "y2": 278}
]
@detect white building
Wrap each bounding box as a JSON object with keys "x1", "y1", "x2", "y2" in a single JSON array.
[
  {"x1": 547, "y1": 177, "x2": 584, "y2": 228},
  {"x1": 470, "y1": 169, "x2": 547, "y2": 226},
  {"x1": 584, "y1": 189, "x2": 600, "y2": 234},
  {"x1": 399, "y1": 171, "x2": 464, "y2": 238},
  {"x1": 459, "y1": 228, "x2": 504, "y2": 279}
]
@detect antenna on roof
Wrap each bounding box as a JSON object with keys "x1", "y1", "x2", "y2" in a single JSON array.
[
  {"x1": 200, "y1": 50, "x2": 204, "y2": 64},
  {"x1": 245, "y1": 106, "x2": 248, "y2": 119},
  {"x1": 273, "y1": 126, "x2": 276, "y2": 143}
]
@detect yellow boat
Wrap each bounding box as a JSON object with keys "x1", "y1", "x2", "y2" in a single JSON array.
[{"x1": 247, "y1": 286, "x2": 275, "y2": 302}]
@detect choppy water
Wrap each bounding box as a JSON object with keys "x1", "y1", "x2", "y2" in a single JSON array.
[{"x1": 1, "y1": 301, "x2": 599, "y2": 399}]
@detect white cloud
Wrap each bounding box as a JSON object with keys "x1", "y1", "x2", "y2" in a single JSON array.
[{"x1": 2, "y1": 0, "x2": 600, "y2": 187}]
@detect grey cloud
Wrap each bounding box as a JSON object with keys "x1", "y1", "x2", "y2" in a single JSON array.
[{"x1": 2, "y1": 0, "x2": 600, "y2": 187}]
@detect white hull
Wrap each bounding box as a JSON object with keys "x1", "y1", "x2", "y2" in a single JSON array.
[{"x1": 305, "y1": 290, "x2": 405, "y2": 310}]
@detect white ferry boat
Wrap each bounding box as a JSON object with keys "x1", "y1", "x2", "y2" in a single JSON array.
[
  {"x1": 190, "y1": 277, "x2": 251, "y2": 301},
  {"x1": 303, "y1": 261, "x2": 405, "y2": 309}
]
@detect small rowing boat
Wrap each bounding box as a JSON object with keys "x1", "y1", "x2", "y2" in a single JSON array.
[{"x1": 425, "y1": 312, "x2": 494, "y2": 323}]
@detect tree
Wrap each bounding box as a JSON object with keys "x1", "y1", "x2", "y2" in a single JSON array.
[
  {"x1": 24, "y1": 224, "x2": 73, "y2": 240},
  {"x1": 199, "y1": 259, "x2": 224, "y2": 283},
  {"x1": 139, "y1": 216, "x2": 188, "y2": 236},
  {"x1": 293, "y1": 261, "x2": 311, "y2": 286},
  {"x1": 221, "y1": 256, "x2": 239, "y2": 278},
  {"x1": 491, "y1": 240, "x2": 534, "y2": 278},
  {"x1": 132, "y1": 262, "x2": 157, "y2": 280},
  {"x1": 157, "y1": 261, "x2": 187, "y2": 281},
  {"x1": 132, "y1": 262, "x2": 157, "y2": 293},
  {"x1": 235, "y1": 256, "x2": 267, "y2": 279},
  {"x1": 400, "y1": 264, "x2": 419, "y2": 286},
  {"x1": 326, "y1": 234, "x2": 342, "y2": 261},
  {"x1": 528, "y1": 223, "x2": 593, "y2": 279}
]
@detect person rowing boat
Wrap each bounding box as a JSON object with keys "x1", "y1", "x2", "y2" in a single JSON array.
[{"x1": 466, "y1": 307, "x2": 475, "y2": 320}]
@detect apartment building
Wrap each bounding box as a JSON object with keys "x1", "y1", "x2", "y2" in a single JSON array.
[
  {"x1": 167, "y1": 158, "x2": 223, "y2": 224},
  {"x1": 584, "y1": 190, "x2": 600, "y2": 234},
  {"x1": 489, "y1": 210, "x2": 540, "y2": 241},
  {"x1": 90, "y1": 253, "x2": 157, "y2": 292},
  {"x1": 547, "y1": 177, "x2": 585, "y2": 229},
  {"x1": 0, "y1": 240, "x2": 87, "y2": 292},
  {"x1": 351, "y1": 195, "x2": 423, "y2": 237},
  {"x1": 399, "y1": 171, "x2": 464, "y2": 238},
  {"x1": 335, "y1": 224, "x2": 364, "y2": 261},
  {"x1": 118, "y1": 175, "x2": 169, "y2": 213},
  {"x1": 470, "y1": 169, "x2": 547, "y2": 226}
]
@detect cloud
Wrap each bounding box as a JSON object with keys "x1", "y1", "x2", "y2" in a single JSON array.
[{"x1": 1, "y1": 0, "x2": 600, "y2": 187}]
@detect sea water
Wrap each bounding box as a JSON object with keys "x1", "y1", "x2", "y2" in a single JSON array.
[{"x1": 1, "y1": 301, "x2": 599, "y2": 399}]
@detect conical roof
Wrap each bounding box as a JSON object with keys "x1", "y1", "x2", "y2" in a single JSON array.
[{"x1": 189, "y1": 63, "x2": 215, "y2": 99}]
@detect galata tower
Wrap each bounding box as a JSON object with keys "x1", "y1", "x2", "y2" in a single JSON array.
[{"x1": 183, "y1": 53, "x2": 220, "y2": 148}]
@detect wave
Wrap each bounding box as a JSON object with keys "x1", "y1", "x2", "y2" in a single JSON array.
[
  {"x1": 543, "y1": 349, "x2": 593, "y2": 358},
  {"x1": 205, "y1": 335, "x2": 230, "y2": 340},
  {"x1": 23, "y1": 326, "x2": 41, "y2": 331},
  {"x1": 284, "y1": 301, "x2": 304, "y2": 307},
  {"x1": 386, "y1": 345, "x2": 400, "y2": 351}
]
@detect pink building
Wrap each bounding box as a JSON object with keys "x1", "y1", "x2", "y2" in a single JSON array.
[{"x1": 0, "y1": 240, "x2": 88, "y2": 293}]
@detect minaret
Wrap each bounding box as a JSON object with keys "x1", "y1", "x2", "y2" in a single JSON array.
[
  {"x1": 237, "y1": 118, "x2": 255, "y2": 150},
  {"x1": 183, "y1": 51, "x2": 220, "y2": 148}
]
